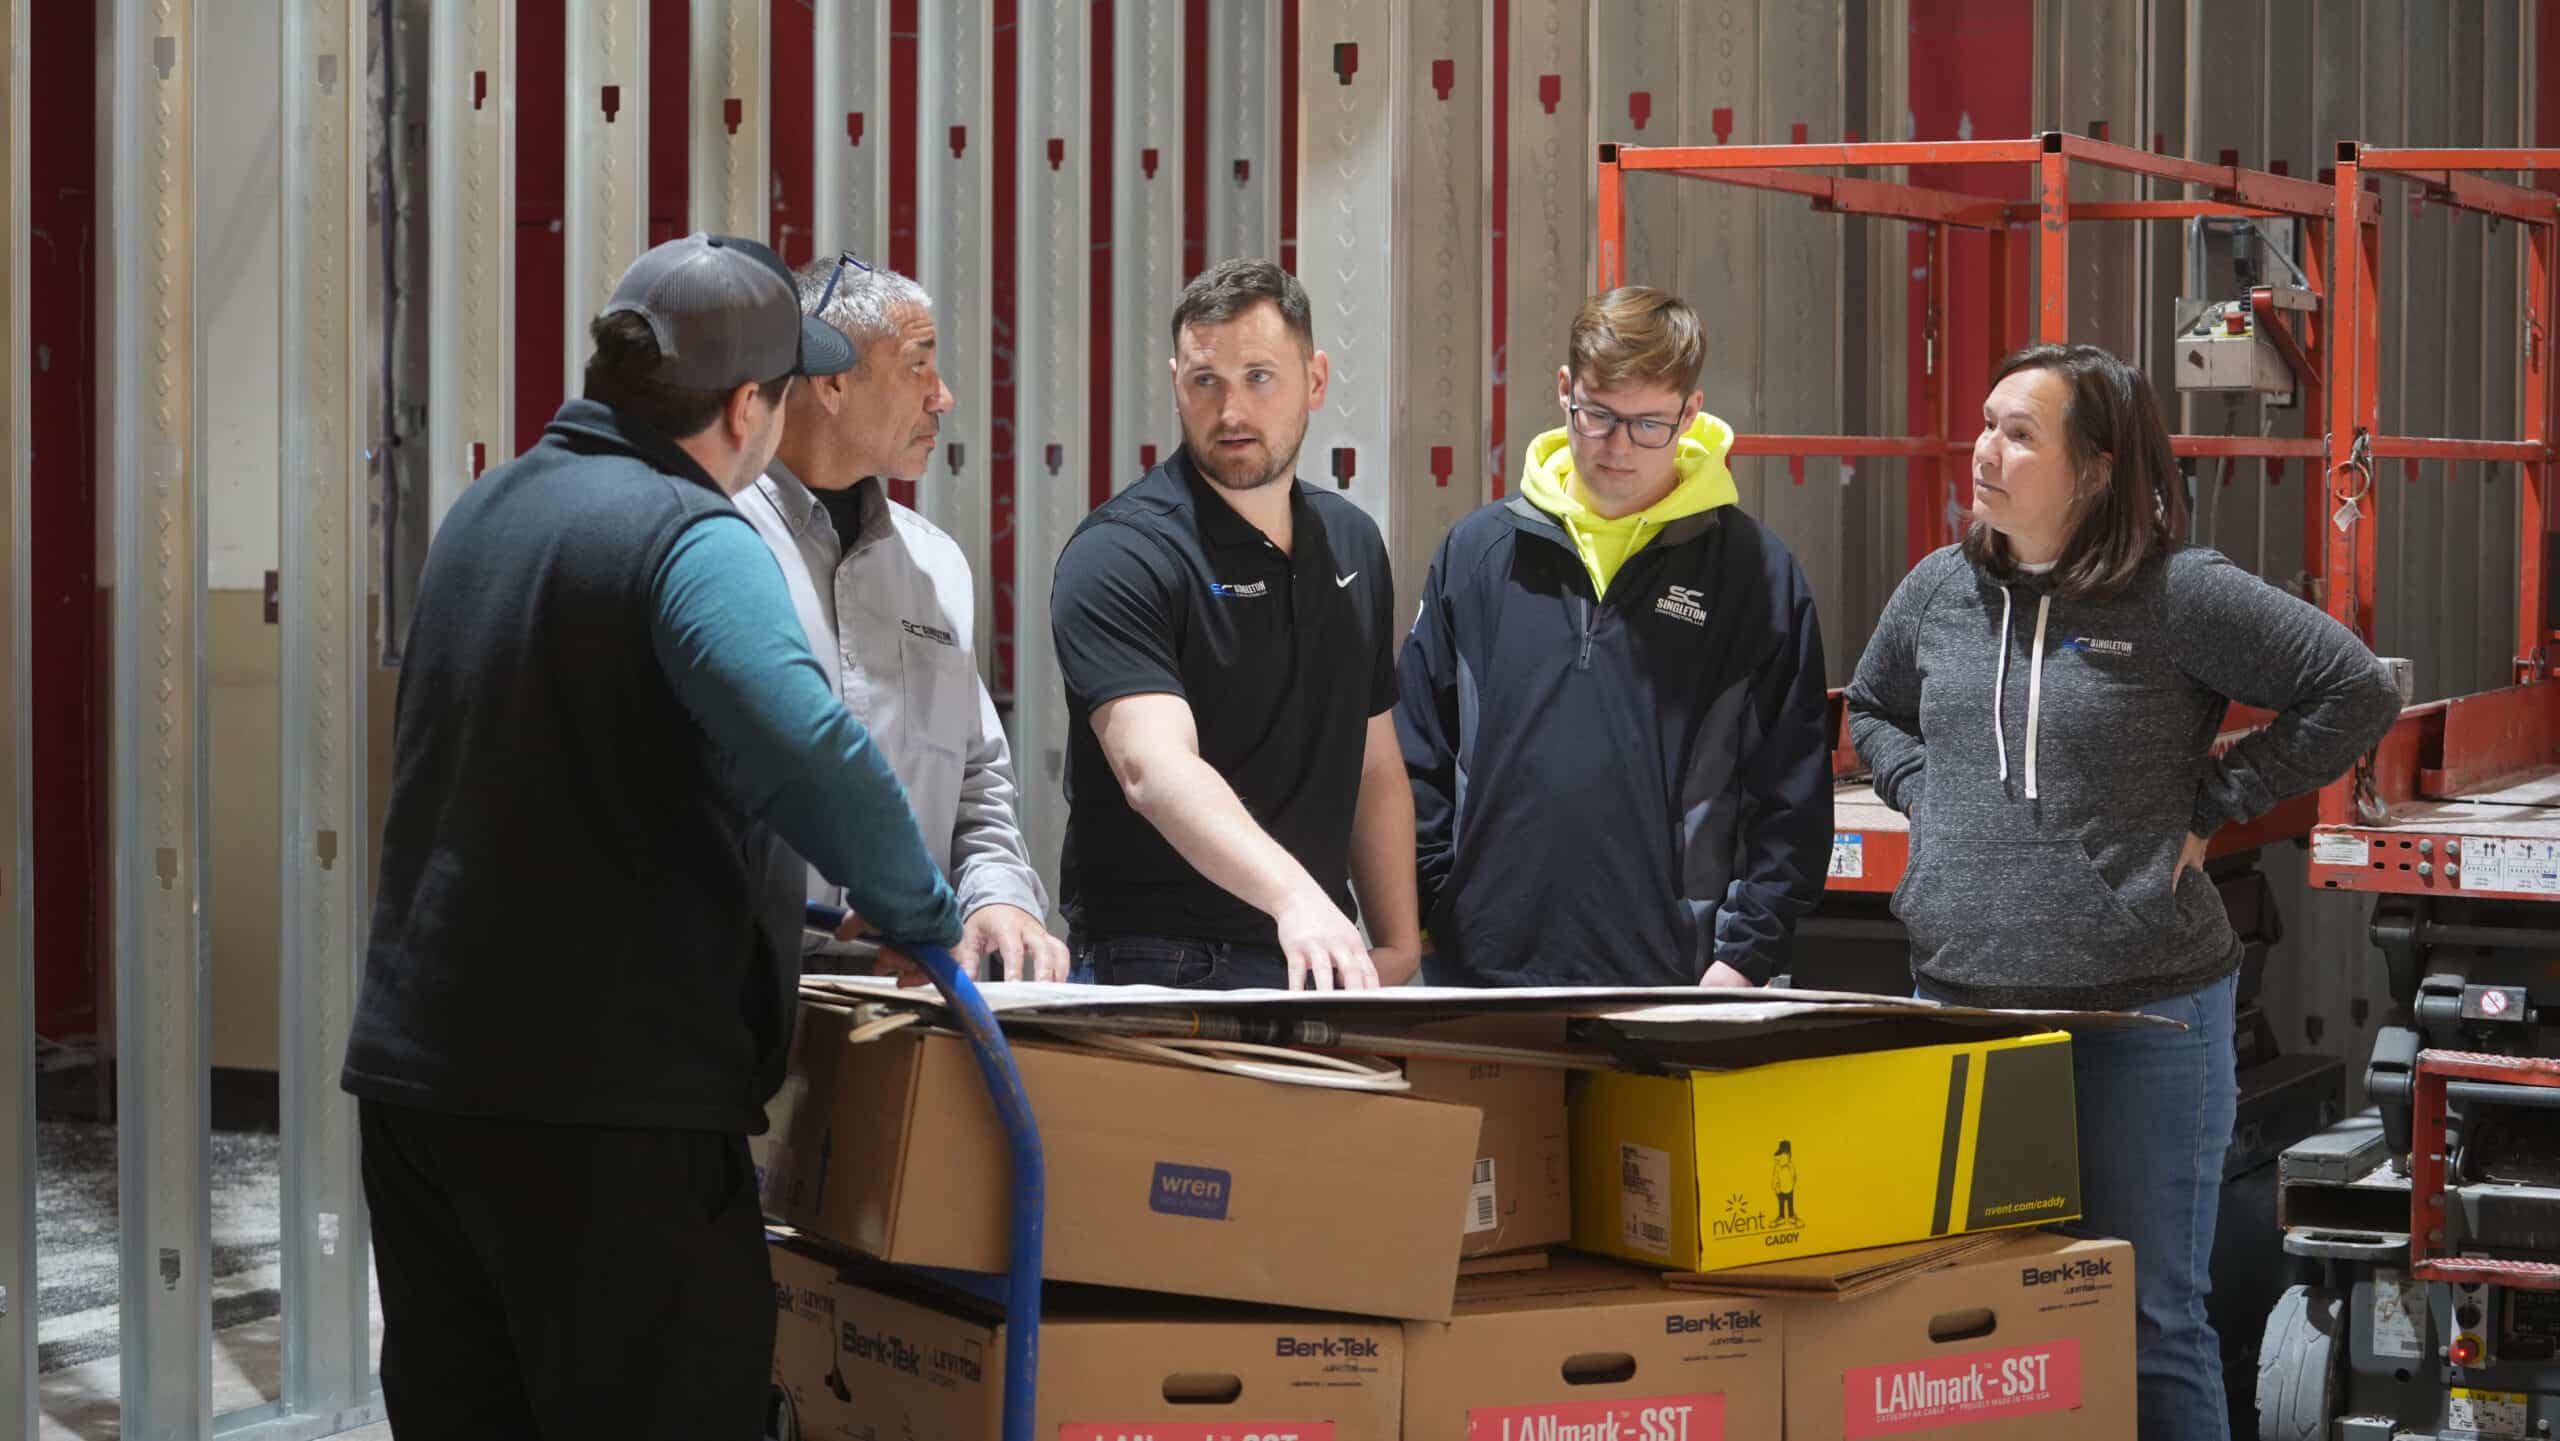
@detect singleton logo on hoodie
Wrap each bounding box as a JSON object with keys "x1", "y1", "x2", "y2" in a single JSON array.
[
  {"x1": 2064, "y1": 636, "x2": 2133, "y2": 656},
  {"x1": 1655, "y1": 584, "x2": 1708, "y2": 626}
]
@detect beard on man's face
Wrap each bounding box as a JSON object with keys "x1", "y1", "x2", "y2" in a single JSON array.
[{"x1": 1186, "y1": 415, "x2": 1306, "y2": 493}]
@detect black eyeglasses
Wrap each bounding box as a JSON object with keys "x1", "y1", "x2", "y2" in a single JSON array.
[
  {"x1": 1565, "y1": 393, "x2": 1684, "y2": 449},
  {"x1": 814, "y1": 250, "x2": 875, "y2": 312}
]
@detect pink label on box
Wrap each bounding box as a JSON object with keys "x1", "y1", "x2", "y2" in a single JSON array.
[
  {"x1": 1842, "y1": 1340, "x2": 2082, "y2": 1437},
  {"x1": 1059, "y1": 1425, "x2": 1334, "y2": 1441},
  {"x1": 1466, "y1": 1394, "x2": 1725, "y2": 1440}
]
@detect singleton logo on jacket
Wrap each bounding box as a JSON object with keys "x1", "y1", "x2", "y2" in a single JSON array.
[
  {"x1": 2065, "y1": 636, "x2": 2133, "y2": 656},
  {"x1": 1209, "y1": 579, "x2": 1269, "y2": 600},
  {"x1": 899, "y1": 619, "x2": 958, "y2": 647},
  {"x1": 1655, "y1": 584, "x2": 1708, "y2": 626}
]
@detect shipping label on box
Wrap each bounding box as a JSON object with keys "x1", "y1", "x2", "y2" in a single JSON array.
[
  {"x1": 1404, "y1": 1259, "x2": 1783, "y2": 1441},
  {"x1": 1405, "y1": 1059, "x2": 1570, "y2": 1259},
  {"x1": 1571, "y1": 1031, "x2": 2079, "y2": 1273},
  {"x1": 1783, "y1": 1232, "x2": 2133, "y2": 1441}
]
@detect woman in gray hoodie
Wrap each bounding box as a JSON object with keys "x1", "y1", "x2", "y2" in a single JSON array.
[{"x1": 1845, "y1": 343, "x2": 2401, "y2": 1441}]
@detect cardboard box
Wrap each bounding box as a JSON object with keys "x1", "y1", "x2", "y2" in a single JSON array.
[
  {"x1": 1403, "y1": 1058, "x2": 1570, "y2": 1258},
  {"x1": 1781, "y1": 1231, "x2": 2135, "y2": 1440},
  {"x1": 1571, "y1": 1031, "x2": 2080, "y2": 1273},
  {"x1": 768, "y1": 1234, "x2": 860, "y2": 1436},
  {"x1": 1403, "y1": 1257, "x2": 1783, "y2": 1441},
  {"x1": 782, "y1": 1268, "x2": 1403, "y2": 1441},
  {"x1": 756, "y1": 1004, "x2": 1483, "y2": 1319}
]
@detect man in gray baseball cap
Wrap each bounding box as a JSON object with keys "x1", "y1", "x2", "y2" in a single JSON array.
[{"x1": 343, "y1": 232, "x2": 960, "y2": 1439}]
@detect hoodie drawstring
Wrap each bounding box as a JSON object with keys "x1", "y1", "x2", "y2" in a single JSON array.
[
  {"x1": 1993, "y1": 587, "x2": 2013, "y2": 787},
  {"x1": 2023, "y1": 592, "x2": 2050, "y2": 800},
  {"x1": 1991, "y1": 584, "x2": 2051, "y2": 801}
]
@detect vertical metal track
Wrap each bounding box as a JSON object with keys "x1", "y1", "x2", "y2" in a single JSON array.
[
  {"x1": 1393, "y1": 0, "x2": 1487, "y2": 629},
  {"x1": 0, "y1": 0, "x2": 34, "y2": 1426},
  {"x1": 1680, "y1": 0, "x2": 1762, "y2": 514},
  {"x1": 1501, "y1": 0, "x2": 1591, "y2": 496},
  {"x1": 275, "y1": 0, "x2": 378, "y2": 1428},
  {"x1": 1109, "y1": 0, "x2": 1184, "y2": 493},
  {"x1": 1204, "y1": 0, "x2": 1281, "y2": 263},
  {"x1": 1011, "y1": 0, "x2": 1093, "y2": 919},
  {"x1": 1296, "y1": 0, "x2": 1397, "y2": 537},
  {"x1": 917, "y1": 0, "x2": 996, "y2": 662},
  {"x1": 1753, "y1": 1, "x2": 1847, "y2": 679},
  {"x1": 810, "y1": 0, "x2": 890, "y2": 261},
  {"x1": 688, "y1": 0, "x2": 769, "y2": 238},
  {"x1": 107, "y1": 0, "x2": 212, "y2": 1433},
  {"x1": 425, "y1": 0, "x2": 514, "y2": 534},
  {"x1": 1589, "y1": 0, "x2": 1683, "y2": 290},
  {"x1": 563, "y1": 1, "x2": 649, "y2": 395}
]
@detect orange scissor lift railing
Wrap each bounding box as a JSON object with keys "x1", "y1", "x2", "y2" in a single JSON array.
[
  {"x1": 1594, "y1": 131, "x2": 2347, "y2": 894},
  {"x1": 2304, "y1": 145, "x2": 2560, "y2": 928}
]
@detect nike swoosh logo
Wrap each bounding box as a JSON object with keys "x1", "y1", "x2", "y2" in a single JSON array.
[{"x1": 1335, "y1": 572, "x2": 1358, "y2": 588}]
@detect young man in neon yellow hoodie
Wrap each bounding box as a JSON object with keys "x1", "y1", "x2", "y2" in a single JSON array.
[{"x1": 1395, "y1": 287, "x2": 1832, "y2": 988}]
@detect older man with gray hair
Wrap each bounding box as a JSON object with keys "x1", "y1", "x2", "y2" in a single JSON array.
[{"x1": 734, "y1": 251, "x2": 1067, "y2": 982}]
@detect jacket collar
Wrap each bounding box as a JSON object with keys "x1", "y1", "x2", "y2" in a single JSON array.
[{"x1": 545, "y1": 399, "x2": 728, "y2": 497}]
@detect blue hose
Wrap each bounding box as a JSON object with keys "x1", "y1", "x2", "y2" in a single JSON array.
[{"x1": 805, "y1": 904, "x2": 1043, "y2": 1438}]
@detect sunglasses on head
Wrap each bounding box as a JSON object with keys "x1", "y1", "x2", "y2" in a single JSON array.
[{"x1": 814, "y1": 251, "x2": 875, "y2": 312}]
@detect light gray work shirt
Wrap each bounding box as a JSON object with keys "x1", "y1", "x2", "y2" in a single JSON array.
[{"x1": 733, "y1": 463, "x2": 1049, "y2": 948}]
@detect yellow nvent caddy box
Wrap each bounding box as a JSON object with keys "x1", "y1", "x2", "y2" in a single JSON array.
[{"x1": 1570, "y1": 1031, "x2": 2080, "y2": 1273}]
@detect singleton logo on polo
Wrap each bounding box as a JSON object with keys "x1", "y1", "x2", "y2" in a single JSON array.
[
  {"x1": 1655, "y1": 584, "x2": 1708, "y2": 625},
  {"x1": 1209, "y1": 579, "x2": 1270, "y2": 599},
  {"x1": 899, "y1": 618, "x2": 958, "y2": 647}
]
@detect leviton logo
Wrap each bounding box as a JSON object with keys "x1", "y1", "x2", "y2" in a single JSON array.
[
  {"x1": 1665, "y1": 1309, "x2": 1764, "y2": 1334},
  {"x1": 2021, "y1": 1257, "x2": 2115, "y2": 1287},
  {"x1": 1276, "y1": 1335, "x2": 1382, "y2": 1359}
]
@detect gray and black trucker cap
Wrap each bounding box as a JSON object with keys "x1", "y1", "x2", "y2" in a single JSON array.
[{"x1": 599, "y1": 233, "x2": 855, "y2": 387}]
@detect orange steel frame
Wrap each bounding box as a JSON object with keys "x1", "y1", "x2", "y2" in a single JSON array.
[
  {"x1": 2302, "y1": 144, "x2": 2560, "y2": 903},
  {"x1": 1593, "y1": 131, "x2": 2342, "y2": 572},
  {"x1": 1596, "y1": 132, "x2": 2348, "y2": 883}
]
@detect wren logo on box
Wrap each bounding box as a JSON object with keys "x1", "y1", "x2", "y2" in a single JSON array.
[{"x1": 1149, "y1": 1162, "x2": 1232, "y2": 1220}]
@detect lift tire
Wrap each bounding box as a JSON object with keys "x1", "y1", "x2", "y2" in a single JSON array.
[{"x1": 2256, "y1": 1284, "x2": 2344, "y2": 1441}]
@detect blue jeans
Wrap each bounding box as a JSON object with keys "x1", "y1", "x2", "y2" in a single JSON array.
[
  {"x1": 1071, "y1": 934, "x2": 1293, "y2": 990},
  {"x1": 1923, "y1": 973, "x2": 2238, "y2": 1441}
]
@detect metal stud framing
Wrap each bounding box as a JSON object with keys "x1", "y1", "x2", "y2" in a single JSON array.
[
  {"x1": 1, "y1": 0, "x2": 33, "y2": 1426},
  {"x1": 1109, "y1": 0, "x2": 1184, "y2": 492},
  {"x1": 1011, "y1": 0, "x2": 1093, "y2": 919},
  {"x1": 810, "y1": 0, "x2": 890, "y2": 263},
  {"x1": 106, "y1": 0, "x2": 213, "y2": 1433},
  {"x1": 1500, "y1": 0, "x2": 1591, "y2": 491},
  {"x1": 1392, "y1": 0, "x2": 1488, "y2": 627},
  {"x1": 563, "y1": 1, "x2": 649, "y2": 397},
  {"x1": 688, "y1": 0, "x2": 769, "y2": 239},
  {"x1": 425, "y1": 0, "x2": 513, "y2": 534},
  {"x1": 273, "y1": 0, "x2": 381, "y2": 1430},
  {"x1": 1204, "y1": 0, "x2": 1282, "y2": 264},
  {"x1": 1591, "y1": 0, "x2": 1684, "y2": 292},
  {"x1": 916, "y1": 0, "x2": 996, "y2": 663},
  {"x1": 1297, "y1": 0, "x2": 1399, "y2": 541}
]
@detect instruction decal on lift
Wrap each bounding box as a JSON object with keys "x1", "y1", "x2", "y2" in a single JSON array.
[
  {"x1": 1829, "y1": 834, "x2": 1866, "y2": 880},
  {"x1": 1622, "y1": 1143, "x2": 1673, "y2": 1257},
  {"x1": 1466, "y1": 1394, "x2": 1725, "y2": 1440},
  {"x1": 2447, "y1": 1388, "x2": 2529, "y2": 1438},
  {"x1": 2309, "y1": 833, "x2": 2369, "y2": 868},
  {"x1": 2368, "y1": 1270, "x2": 2423, "y2": 1360},
  {"x1": 1465, "y1": 1157, "x2": 1499, "y2": 1235},
  {"x1": 2460, "y1": 837, "x2": 2560, "y2": 895}
]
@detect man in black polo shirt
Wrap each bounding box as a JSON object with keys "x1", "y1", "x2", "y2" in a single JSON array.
[{"x1": 1050, "y1": 259, "x2": 1419, "y2": 991}]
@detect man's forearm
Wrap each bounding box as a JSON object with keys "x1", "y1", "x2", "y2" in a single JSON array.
[
  {"x1": 1350, "y1": 761, "x2": 1421, "y2": 953},
  {"x1": 1129, "y1": 750, "x2": 1329, "y2": 918}
]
